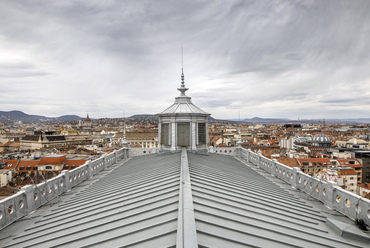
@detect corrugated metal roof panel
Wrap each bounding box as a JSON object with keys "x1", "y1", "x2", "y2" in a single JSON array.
[
  {"x1": 187, "y1": 153, "x2": 367, "y2": 248},
  {"x1": 1, "y1": 153, "x2": 180, "y2": 248}
]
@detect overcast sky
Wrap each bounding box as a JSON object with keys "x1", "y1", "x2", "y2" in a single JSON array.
[{"x1": 1, "y1": 0, "x2": 370, "y2": 120}]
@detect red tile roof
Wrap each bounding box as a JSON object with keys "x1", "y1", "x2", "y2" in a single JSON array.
[
  {"x1": 336, "y1": 159, "x2": 362, "y2": 168},
  {"x1": 17, "y1": 161, "x2": 39, "y2": 171},
  {"x1": 39, "y1": 156, "x2": 67, "y2": 165},
  {"x1": 297, "y1": 158, "x2": 332, "y2": 165},
  {"x1": 358, "y1": 183, "x2": 370, "y2": 190},
  {"x1": 64, "y1": 160, "x2": 87, "y2": 170},
  {"x1": 65, "y1": 160, "x2": 87, "y2": 166},
  {"x1": 338, "y1": 169, "x2": 357, "y2": 176},
  {"x1": 0, "y1": 160, "x2": 19, "y2": 170}
]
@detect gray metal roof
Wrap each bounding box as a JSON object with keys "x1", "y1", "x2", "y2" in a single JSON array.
[
  {"x1": 158, "y1": 98, "x2": 210, "y2": 115},
  {"x1": 188, "y1": 153, "x2": 368, "y2": 248},
  {"x1": 1, "y1": 150, "x2": 369, "y2": 247},
  {"x1": 0, "y1": 154, "x2": 180, "y2": 247}
]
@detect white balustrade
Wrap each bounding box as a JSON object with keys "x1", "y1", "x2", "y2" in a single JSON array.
[
  {"x1": 0, "y1": 147, "x2": 129, "y2": 230},
  {"x1": 238, "y1": 147, "x2": 370, "y2": 227}
]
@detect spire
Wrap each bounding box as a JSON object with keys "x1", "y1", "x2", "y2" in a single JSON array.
[{"x1": 178, "y1": 47, "x2": 188, "y2": 96}]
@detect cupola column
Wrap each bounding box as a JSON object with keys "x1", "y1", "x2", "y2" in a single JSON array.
[
  {"x1": 191, "y1": 117, "x2": 197, "y2": 150},
  {"x1": 171, "y1": 117, "x2": 176, "y2": 151}
]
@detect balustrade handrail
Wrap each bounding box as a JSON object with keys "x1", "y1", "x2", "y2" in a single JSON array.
[
  {"x1": 0, "y1": 148, "x2": 129, "y2": 230},
  {"x1": 238, "y1": 147, "x2": 370, "y2": 227}
]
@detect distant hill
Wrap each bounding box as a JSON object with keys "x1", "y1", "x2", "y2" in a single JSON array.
[
  {"x1": 1, "y1": 110, "x2": 369, "y2": 124},
  {"x1": 232, "y1": 117, "x2": 370, "y2": 124},
  {"x1": 57, "y1": 115, "x2": 82, "y2": 121},
  {"x1": 243, "y1": 117, "x2": 290, "y2": 123},
  {"x1": 130, "y1": 114, "x2": 158, "y2": 118},
  {"x1": 0, "y1": 110, "x2": 82, "y2": 123}
]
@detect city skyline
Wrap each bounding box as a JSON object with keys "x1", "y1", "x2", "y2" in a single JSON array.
[{"x1": 1, "y1": 1, "x2": 370, "y2": 120}]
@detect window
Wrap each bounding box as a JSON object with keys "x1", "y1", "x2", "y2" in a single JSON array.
[
  {"x1": 198, "y1": 123, "x2": 206, "y2": 144},
  {"x1": 45, "y1": 166, "x2": 52, "y2": 170},
  {"x1": 33, "y1": 167, "x2": 37, "y2": 171},
  {"x1": 161, "y1": 123, "x2": 170, "y2": 146},
  {"x1": 19, "y1": 166, "x2": 25, "y2": 171},
  {"x1": 26, "y1": 166, "x2": 31, "y2": 170}
]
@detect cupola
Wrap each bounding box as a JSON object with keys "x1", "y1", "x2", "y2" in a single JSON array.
[{"x1": 156, "y1": 69, "x2": 211, "y2": 152}]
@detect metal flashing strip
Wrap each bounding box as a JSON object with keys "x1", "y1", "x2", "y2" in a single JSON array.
[{"x1": 176, "y1": 147, "x2": 198, "y2": 248}]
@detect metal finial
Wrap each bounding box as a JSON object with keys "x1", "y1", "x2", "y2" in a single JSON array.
[
  {"x1": 181, "y1": 47, "x2": 185, "y2": 87},
  {"x1": 177, "y1": 47, "x2": 188, "y2": 96}
]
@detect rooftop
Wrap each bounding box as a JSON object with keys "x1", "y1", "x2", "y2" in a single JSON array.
[{"x1": 0, "y1": 148, "x2": 369, "y2": 247}]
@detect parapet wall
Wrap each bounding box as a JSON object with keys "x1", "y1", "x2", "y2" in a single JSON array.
[{"x1": 0, "y1": 148, "x2": 129, "y2": 230}]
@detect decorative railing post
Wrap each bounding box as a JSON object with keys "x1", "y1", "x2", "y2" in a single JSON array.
[
  {"x1": 208, "y1": 146, "x2": 214, "y2": 153},
  {"x1": 292, "y1": 167, "x2": 300, "y2": 189},
  {"x1": 246, "y1": 149, "x2": 250, "y2": 163},
  {"x1": 20, "y1": 185, "x2": 35, "y2": 215},
  {"x1": 114, "y1": 150, "x2": 117, "y2": 163},
  {"x1": 86, "y1": 161, "x2": 93, "y2": 178},
  {"x1": 151, "y1": 146, "x2": 157, "y2": 154},
  {"x1": 236, "y1": 146, "x2": 242, "y2": 158},
  {"x1": 257, "y1": 151, "x2": 262, "y2": 168},
  {"x1": 103, "y1": 154, "x2": 107, "y2": 170},
  {"x1": 60, "y1": 170, "x2": 72, "y2": 191},
  {"x1": 271, "y1": 159, "x2": 277, "y2": 176},
  {"x1": 325, "y1": 181, "x2": 338, "y2": 209},
  {"x1": 124, "y1": 148, "x2": 128, "y2": 159}
]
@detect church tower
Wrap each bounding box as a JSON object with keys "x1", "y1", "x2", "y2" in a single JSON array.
[{"x1": 156, "y1": 68, "x2": 211, "y2": 152}]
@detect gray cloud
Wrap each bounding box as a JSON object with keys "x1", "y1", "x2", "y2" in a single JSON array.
[{"x1": 0, "y1": 0, "x2": 370, "y2": 119}]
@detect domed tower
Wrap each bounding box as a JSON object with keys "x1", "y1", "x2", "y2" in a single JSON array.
[
  {"x1": 312, "y1": 133, "x2": 332, "y2": 147},
  {"x1": 156, "y1": 69, "x2": 211, "y2": 152}
]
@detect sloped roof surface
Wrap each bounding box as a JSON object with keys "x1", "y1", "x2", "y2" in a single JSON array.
[
  {"x1": 159, "y1": 99, "x2": 210, "y2": 115},
  {"x1": 187, "y1": 153, "x2": 365, "y2": 248},
  {"x1": 17, "y1": 160, "x2": 39, "y2": 171},
  {"x1": 1, "y1": 153, "x2": 180, "y2": 248},
  {"x1": 0, "y1": 160, "x2": 18, "y2": 170},
  {"x1": 39, "y1": 155, "x2": 67, "y2": 165},
  {"x1": 1, "y1": 152, "x2": 368, "y2": 247}
]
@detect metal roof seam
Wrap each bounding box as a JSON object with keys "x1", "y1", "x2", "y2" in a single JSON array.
[{"x1": 176, "y1": 147, "x2": 198, "y2": 248}]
